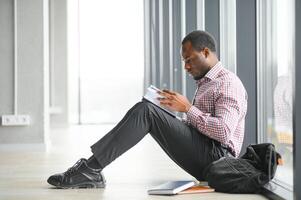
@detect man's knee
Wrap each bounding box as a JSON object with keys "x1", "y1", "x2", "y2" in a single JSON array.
[
  {"x1": 140, "y1": 100, "x2": 157, "y2": 110},
  {"x1": 131, "y1": 101, "x2": 148, "y2": 109},
  {"x1": 132, "y1": 100, "x2": 157, "y2": 114}
]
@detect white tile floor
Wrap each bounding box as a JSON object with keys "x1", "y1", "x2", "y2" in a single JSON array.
[{"x1": 0, "y1": 125, "x2": 268, "y2": 200}]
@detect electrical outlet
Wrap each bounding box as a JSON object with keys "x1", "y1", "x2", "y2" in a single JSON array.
[{"x1": 1, "y1": 115, "x2": 31, "y2": 126}]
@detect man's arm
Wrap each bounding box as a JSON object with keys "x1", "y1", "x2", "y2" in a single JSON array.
[
  {"x1": 157, "y1": 85, "x2": 246, "y2": 145},
  {"x1": 186, "y1": 81, "x2": 245, "y2": 144}
]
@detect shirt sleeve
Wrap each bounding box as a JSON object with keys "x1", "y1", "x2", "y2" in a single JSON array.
[{"x1": 186, "y1": 81, "x2": 244, "y2": 144}]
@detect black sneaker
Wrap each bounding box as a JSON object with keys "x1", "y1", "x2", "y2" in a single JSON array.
[{"x1": 47, "y1": 158, "x2": 106, "y2": 189}]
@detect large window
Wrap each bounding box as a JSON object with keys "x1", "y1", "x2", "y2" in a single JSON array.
[
  {"x1": 68, "y1": 0, "x2": 144, "y2": 124},
  {"x1": 257, "y1": 0, "x2": 294, "y2": 197}
]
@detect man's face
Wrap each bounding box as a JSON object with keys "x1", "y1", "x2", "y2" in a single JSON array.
[{"x1": 181, "y1": 41, "x2": 211, "y2": 80}]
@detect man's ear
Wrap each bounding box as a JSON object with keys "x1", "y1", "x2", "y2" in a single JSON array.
[{"x1": 202, "y1": 47, "x2": 210, "y2": 58}]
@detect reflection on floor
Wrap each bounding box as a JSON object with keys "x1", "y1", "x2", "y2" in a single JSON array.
[{"x1": 0, "y1": 125, "x2": 268, "y2": 200}]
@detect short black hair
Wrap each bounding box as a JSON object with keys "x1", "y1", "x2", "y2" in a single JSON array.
[{"x1": 182, "y1": 30, "x2": 216, "y2": 52}]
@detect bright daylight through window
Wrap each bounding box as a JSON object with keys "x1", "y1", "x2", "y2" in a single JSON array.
[{"x1": 68, "y1": 0, "x2": 144, "y2": 124}]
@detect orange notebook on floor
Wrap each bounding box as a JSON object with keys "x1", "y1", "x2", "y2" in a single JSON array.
[{"x1": 178, "y1": 185, "x2": 215, "y2": 194}]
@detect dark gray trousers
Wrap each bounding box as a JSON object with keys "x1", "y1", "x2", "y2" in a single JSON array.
[{"x1": 91, "y1": 100, "x2": 230, "y2": 180}]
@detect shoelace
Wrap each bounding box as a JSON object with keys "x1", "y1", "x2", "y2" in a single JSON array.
[{"x1": 64, "y1": 159, "x2": 85, "y2": 176}]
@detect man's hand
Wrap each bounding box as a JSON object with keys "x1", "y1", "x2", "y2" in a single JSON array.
[{"x1": 157, "y1": 89, "x2": 192, "y2": 113}]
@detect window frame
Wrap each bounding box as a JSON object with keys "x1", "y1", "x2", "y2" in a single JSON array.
[
  {"x1": 256, "y1": 0, "x2": 294, "y2": 199},
  {"x1": 293, "y1": 0, "x2": 301, "y2": 199}
]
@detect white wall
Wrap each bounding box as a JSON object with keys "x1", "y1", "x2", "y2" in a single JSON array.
[{"x1": 0, "y1": 0, "x2": 49, "y2": 149}]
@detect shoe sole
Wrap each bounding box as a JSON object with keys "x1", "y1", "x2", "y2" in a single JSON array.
[{"x1": 51, "y1": 182, "x2": 106, "y2": 189}]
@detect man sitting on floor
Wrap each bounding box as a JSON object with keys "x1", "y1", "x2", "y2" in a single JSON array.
[{"x1": 47, "y1": 30, "x2": 248, "y2": 189}]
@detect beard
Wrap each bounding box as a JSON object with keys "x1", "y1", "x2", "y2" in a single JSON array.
[
  {"x1": 193, "y1": 75, "x2": 203, "y2": 80},
  {"x1": 192, "y1": 71, "x2": 205, "y2": 80},
  {"x1": 192, "y1": 67, "x2": 211, "y2": 80}
]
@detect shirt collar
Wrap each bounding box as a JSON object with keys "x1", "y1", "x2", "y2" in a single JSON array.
[{"x1": 196, "y1": 61, "x2": 223, "y2": 85}]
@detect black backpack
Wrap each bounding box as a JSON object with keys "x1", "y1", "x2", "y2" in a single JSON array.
[{"x1": 203, "y1": 143, "x2": 282, "y2": 193}]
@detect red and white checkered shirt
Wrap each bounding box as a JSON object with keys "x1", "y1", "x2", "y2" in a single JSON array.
[{"x1": 184, "y1": 62, "x2": 248, "y2": 157}]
